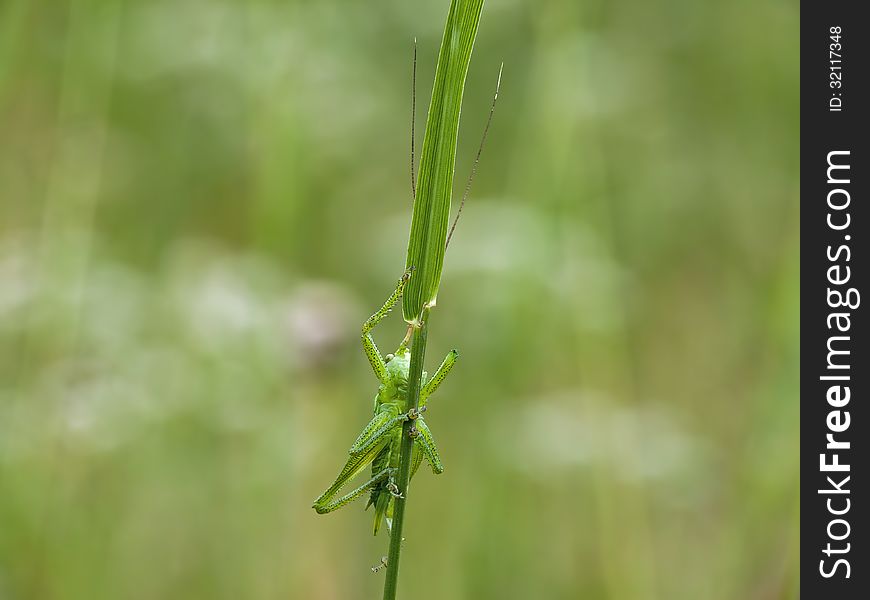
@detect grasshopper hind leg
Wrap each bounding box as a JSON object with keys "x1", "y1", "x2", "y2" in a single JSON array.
[{"x1": 313, "y1": 468, "x2": 396, "y2": 514}]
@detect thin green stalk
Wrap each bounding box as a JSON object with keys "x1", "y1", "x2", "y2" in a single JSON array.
[
  {"x1": 382, "y1": 1, "x2": 484, "y2": 597},
  {"x1": 402, "y1": 0, "x2": 485, "y2": 322},
  {"x1": 382, "y1": 307, "x2": 429, "y2": 600}
]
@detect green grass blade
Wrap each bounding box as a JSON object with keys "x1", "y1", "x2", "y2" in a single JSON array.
[{"x1": 402, "y1": 0, "x2": 485, "y2": 323}]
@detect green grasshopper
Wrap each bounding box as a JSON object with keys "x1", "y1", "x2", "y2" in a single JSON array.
[
  {"x1": 312, "y1": 46, "x2": 501, "y2": 536},
  {"x1": 312, "y1": 268, "x2": 457, "y2": 535}
]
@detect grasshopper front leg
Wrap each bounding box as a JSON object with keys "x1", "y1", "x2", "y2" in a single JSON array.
[{"x1": 362, "y1": 269, "x2": 413, "y2": 383}]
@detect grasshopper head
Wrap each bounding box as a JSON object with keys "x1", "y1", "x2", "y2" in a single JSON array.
[{"x1": 384, "y1": 347, "x2": 411, "y2": 383}]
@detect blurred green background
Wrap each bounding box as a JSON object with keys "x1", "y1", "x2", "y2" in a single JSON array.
[{"x1": 0, "y1": 0, "x2": 798, "y2": 598}]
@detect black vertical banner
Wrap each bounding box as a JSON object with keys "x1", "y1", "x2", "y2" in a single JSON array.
[{"x1": 802, "y1": 2, "x2": 868, "y2": 597}]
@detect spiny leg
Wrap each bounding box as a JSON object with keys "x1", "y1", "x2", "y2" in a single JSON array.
[
  {"x1": 362, "y1": 270, "x2": 412, "y2": 335},
  {"x1": 420, "y1": 349, "x2": 458, "y2": 407},
  {"x1": 348, "y1": 408, "x2": 398, "y2": 455},
  {"x1": 313, "y1": 435, "x2": 391, "y2": 512},
  {"x1": 313, "y1": 468, "x2": 395, "y2": 514},
  {"x1": 411, "y1": 418, "x2": 444, "y2": 474},
  {"x1": 362, "y1": 269, "x2": 413, "y2": 383},
  {"x1": 350, "y1": 406, "x2": 426, "y2": 457}
]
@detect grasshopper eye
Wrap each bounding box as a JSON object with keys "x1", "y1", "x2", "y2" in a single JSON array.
[{"x1": 385, "y1": 354, "x2": 394, "y2": 363}]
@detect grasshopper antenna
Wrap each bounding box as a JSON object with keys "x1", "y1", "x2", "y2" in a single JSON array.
[
  {"x1": 445, "y1": 62, "x2": 503, "y2": 251},
  {"x1": 410, "y1": 38, "x2": 418, "y2": 200}
]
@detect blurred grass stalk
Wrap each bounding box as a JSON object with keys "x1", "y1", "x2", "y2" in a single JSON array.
[{"x1": 383, "y1": 1, "x2": 485, "y2": 598}]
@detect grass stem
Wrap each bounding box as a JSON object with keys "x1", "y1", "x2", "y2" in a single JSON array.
[{"x1": 382, "y1": 308, "x2": 430, "y2": 600}]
